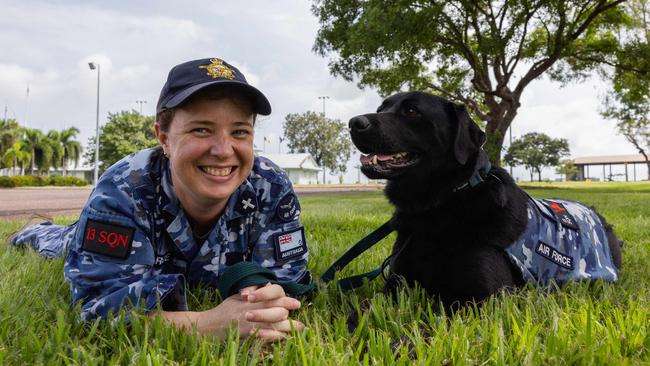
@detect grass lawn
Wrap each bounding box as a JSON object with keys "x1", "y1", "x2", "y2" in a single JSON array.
[{"x1": 0, "y1": 183, "x2": 648, "y2": 365}]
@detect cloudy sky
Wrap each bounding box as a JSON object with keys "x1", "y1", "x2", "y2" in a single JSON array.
[{"x1": 1, "y1": 0, "x2": 643, "y2": 182}]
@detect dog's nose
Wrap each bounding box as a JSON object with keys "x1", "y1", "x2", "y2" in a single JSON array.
[{"x1": 349, "y1": 115, "x2": 371, "y2": 131}]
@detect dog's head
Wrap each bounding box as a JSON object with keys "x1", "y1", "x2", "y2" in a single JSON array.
[{"x1": 349, "y1": 91, "x2": 485, "y2": 182}]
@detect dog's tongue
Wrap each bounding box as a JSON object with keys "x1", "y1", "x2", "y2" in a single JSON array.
[{"x1": 360, "y1": 153, "x2": 394, "y2": 164}]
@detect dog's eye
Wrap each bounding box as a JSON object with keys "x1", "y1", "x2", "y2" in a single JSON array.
[{"x1": 404, "y1": 107, "x2": 419, "y2": 118}]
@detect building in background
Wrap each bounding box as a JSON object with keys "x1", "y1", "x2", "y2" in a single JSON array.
[{"x1": 258, "y1": 153, "x2": 320, "y2": 185}]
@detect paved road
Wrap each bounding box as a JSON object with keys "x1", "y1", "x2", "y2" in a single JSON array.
[{"x1": 0, "y1": 185, "x2": 384, "y2": 220}]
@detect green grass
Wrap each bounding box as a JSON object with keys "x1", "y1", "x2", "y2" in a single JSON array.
[{"x1": 0, "y1": 183, "x2": 648, "y2": 365}]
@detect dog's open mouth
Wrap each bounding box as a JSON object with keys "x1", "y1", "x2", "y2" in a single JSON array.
[{"x1": 359, "y1": 152, "x2": 419, "y2": 173}]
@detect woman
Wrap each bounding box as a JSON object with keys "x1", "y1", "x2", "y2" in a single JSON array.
[{"x1": 10, "y1": 58, "x2": 310, "y2": 341}]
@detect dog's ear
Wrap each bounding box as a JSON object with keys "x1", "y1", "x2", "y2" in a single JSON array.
[{"x1": 453, "y1": 104, "x2": 486, "y2": 165}]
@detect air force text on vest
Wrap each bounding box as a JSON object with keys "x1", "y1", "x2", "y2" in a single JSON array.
[{"x1": 535, "y1": 241, "x2": 573, "y2": 269}]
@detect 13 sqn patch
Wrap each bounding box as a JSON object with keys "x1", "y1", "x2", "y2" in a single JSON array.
[
  {"x1": 81, "y1": 219, "x2": 135, "y2": 259},
  {"x1": 273, "y1": 227, "x2": 307, "y2": 262},
  {"x1": 544, "y1": 200, "x2": 580, "y2": 230},
  {"x1": 276, "y1": 193, "x2": 298, "y2": 222},
  {"x1": 535, "y1": 241, "x2": 574, "y2": 270}
]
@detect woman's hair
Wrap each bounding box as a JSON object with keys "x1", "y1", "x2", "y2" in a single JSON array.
[{"x1": 156, "y1": 86, "x2": 257, "y2": 132}]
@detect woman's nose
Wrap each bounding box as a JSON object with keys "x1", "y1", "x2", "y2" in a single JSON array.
[{"x1": 209, "y1": 135, "x2": 234, "y2": 157}]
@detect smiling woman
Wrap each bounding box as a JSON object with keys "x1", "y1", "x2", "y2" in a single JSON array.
[{"x1": 8, "y1": 58, "x2": 311, "y2": 342}]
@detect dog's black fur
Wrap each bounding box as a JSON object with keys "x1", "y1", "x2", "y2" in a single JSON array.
[{"x1": 349, "y1": 91, "x2": 622, "y2": 311}]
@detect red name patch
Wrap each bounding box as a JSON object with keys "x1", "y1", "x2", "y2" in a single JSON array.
[{"x1": 81, "y1": 219, "x2": 135, "y2": 259}]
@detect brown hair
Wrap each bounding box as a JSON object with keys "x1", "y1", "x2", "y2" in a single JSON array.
[{"x1": 156, "y1": 86, "x2": 257, "y2": 132}]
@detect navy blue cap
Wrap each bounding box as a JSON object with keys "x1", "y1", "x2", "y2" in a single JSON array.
[{"x1": 156, "y1": 58, "x2": 271, "y2": 115}]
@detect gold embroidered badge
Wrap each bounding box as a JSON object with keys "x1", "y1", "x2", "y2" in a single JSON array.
[{"x1": 198, "y1": 58, "x2": 236, "y2": 80}]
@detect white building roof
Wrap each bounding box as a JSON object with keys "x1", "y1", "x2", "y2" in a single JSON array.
[
  {"x1": 573, "y1": 154, "x2": 647, "y2": 165},
  {"x1": 258, "y1": 153, "x2": 321, "y2": 171}
]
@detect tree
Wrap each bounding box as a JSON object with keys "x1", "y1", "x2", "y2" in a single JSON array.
[
  {"x1": 505, "y1": 132, "x2": 570, "y2": 181},
  {"x1": 312, "y1": 0, "x2": 627, "y2": 165},
  {"x1": 283, "y1": 111, "x2": 352, "y2": 183},
  {"x1": 85, "y1": 111, "x2": 157, "y2": 174},
  {"x1": 2, "y1": 141, "x2": 31, "y2": 176},
  {"x1": 556, "y1": 159, "x2": 579, "y2": 181},
  {"x1": 22, "y1": 128, "x2": 53, "y2": 175},
  {"x1": 601, "y1": 0, "x2": 650, "y2": 180},
  {"x1": 0, "y1": 119, "x2": 23, "y2": 171},
  {"x1": 56, "y1": 127, "x2": 83, "y2": 176}
]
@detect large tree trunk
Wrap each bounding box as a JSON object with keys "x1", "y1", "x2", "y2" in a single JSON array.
[{"x1": 537, "y1": 168, "x2": 542, "y2": 182}]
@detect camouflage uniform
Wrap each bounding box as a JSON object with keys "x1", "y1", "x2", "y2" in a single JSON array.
[
  {"x1": 11, "y1": 147, "x2": 310, "y2": 321},
  {"x1": 505, "y1": 196, "x2": 619, "y2": 285}
]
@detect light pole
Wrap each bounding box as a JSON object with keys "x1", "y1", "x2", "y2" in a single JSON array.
[
  {"x1": 88, "y1": 62, "x2": 100, "y2": 186},
  {"x1": 318, "y1": 95, "x2": 330, "y2": 116},
  {"x1": 278, "y1": 136, "x2": 285, "y2": 154},
  {"x1": 136, "y1": 100, "x2": 147, "y2": 115}
]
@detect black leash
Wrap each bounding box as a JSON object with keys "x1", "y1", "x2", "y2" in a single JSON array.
[{"x1": 217, "y1": 219, "x2": 394, "y2": 298}]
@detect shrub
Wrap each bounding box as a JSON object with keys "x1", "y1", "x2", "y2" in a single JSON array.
[
  {"x1": 0, "y1": 175, "x2": 89, "y2": 187},
  {"x1": 50, "y1": 176, "x2": 89, "y2": 186},
  {"x1": 0, "y1": 176, "x2": 16, "y2": 188}
]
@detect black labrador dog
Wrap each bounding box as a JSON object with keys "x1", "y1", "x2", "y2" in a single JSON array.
[{"x1": 349, "y1": 91, "x2": 622, "y2": 311}]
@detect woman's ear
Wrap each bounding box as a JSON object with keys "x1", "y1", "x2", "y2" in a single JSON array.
[{"x1": 154, "y1": 123, "x2": 168, "y2": 154}]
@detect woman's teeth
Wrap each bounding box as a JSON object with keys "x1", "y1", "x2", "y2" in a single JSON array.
[{"x1": 201, "y1": 166, "x2": 232, "y2": 176}]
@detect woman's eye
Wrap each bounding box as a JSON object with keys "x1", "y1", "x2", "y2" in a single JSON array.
[
  {"x1": 233, "y1": 129, "x2": 251, "y2": 137},
  {"x1": 191, "y1": 128, "x2": 210, "y2": 135}
]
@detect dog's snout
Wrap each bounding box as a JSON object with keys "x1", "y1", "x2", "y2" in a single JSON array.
[{"x1": 349, "y1": 115, "x2": 371, "y2": 132}]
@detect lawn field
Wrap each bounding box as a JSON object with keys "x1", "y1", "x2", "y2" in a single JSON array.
[{"x1": 0, "y1": 183, "x2": 648, "y2": 365}]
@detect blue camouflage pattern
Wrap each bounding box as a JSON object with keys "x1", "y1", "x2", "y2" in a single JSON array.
[
  {"x1": 505, "y1": 196, "x2": 619, "y2": 285},
  {"x1": 10, "y1": 147, "x2": 310, "y2": 321}
]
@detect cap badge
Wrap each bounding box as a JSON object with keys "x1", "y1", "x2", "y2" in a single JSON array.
[{"x1": 198, "y1": 58, "x2": 235, "y2": 80}]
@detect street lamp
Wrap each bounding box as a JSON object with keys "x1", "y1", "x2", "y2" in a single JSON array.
[
  {"x1": 88, "y1": 62, "x2": 100, "y2": 186},
  {"x1": 318, "y1": 95, "x2": 330, "y2": 116},
  {"x1": 135, "y1": 100, "x2": 147, "y2": 115}
]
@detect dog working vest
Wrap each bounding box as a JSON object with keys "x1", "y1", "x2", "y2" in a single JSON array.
[{"x1": 505, "y1": 197, "x2": 619, "y2": 285}]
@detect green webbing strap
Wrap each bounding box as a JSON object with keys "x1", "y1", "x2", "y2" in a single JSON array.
[
  {"x1": 218, "y1": 219, "x2": 394, "y2": 298},
  {"x1": 321, "y1": 220, "x2": 393, "y2": 284},
  {"x1": 217, "y1": 261, "x2": 316, "y2": 298}
]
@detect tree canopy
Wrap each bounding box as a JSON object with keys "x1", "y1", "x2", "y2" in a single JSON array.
[
  {"x1": 1, "y1": 119, "x2": 83, "y2": 176},
  {"x1": 283, "y1": 111, "x2": 352, "y2": 183},
  {"x1": 84, "y1": 111, "x2": 157, "y2": 174},
  {"x1": 504, "y1": 132, "x2": 570, "y2": 181},
  {"x1": 312, "y1": 0, "x2": 628, "y2": 164}
]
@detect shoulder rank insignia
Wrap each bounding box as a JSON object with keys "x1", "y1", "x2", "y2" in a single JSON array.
[
  {"x1": 81, "y1": 219, "x2": 135, "y2": 259},
  {"x1": 198, "y1": 58, "x2": 235, "y2": 80},
  {"x1": 235, "y1": 190, "x2": 257, "y2": 215}
]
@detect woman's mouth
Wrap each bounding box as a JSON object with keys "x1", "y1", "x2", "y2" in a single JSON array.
[{"x1": 200, "y1": 166, "x2": 233, "y2": 177}]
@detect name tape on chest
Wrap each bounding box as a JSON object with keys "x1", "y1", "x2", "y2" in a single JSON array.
[
  {"x1": 81, "y1": 219, "x2": 135, "y2": 259},
  {"x1": 273, "y1": 227, "x2": 307, "y2": 262},
  {"x1": 277, "y1": 193, "x2": 298, "y2": 222},
  {"x1": 535, "y1": 241, "x2": 574, "y2": 270},
  {"x1": 545, "y1": 200, "x2": 579, "y2": 230}
]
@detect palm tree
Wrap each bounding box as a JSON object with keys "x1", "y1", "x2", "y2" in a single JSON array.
[
  {"x1": 2, "y1": 141, "x2": 31, "y2": 175},
  {"x1": 46, "y1": 130, "x2": 64, "y2": 175},
  {"x1": 22, "y1": 128, "x2": 51, "y2": 175},
  {"x1": 57, "y1": 127, "x2": 82, "y2": 176},
  {"x1": 0, "y1": 119, "x2": 22, "y2": 172}
]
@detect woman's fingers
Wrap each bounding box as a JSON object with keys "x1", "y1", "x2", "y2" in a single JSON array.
[
  {"x1": 246, "y1": 283, "x2": 286, "y2": 303},
  {"x1": 264, "y1": 319, "x2": 305, "y2": 333},
  {"x1": 254, "y1": 328, "x2": 287, "y2": 342},
  {"x1": 245, "y1": 306, "x2": 289, "y2": 323}
]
